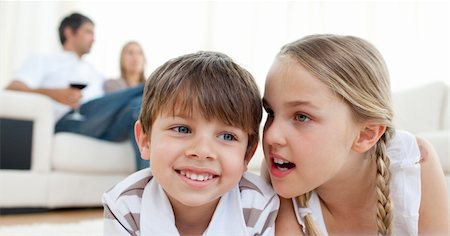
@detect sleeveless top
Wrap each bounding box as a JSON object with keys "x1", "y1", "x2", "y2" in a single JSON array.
[{"x1": 293, "y1": 130, "x2": 421, "y2": 235}]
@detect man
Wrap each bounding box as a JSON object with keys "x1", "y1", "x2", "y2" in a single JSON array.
[{"x1": 6, "y1": 13, "x2": 147, "y2": 170}]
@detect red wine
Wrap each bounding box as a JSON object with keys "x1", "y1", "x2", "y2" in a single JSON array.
[{"x1": 70, "y1": 83, "x2": 87, "y2": 90}]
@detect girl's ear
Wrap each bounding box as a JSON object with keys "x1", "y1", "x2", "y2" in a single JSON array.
[
  {"x1": 134, "y1": 121, "x2": 150, "y2": 160},
  {"x1": 352, "y1": 123, "x2": 386, "y2": 153}
]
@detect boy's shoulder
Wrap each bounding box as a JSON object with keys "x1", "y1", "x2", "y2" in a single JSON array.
[
  {"x1": 102, "y1": 169, "x2": 153, "y2": 235},
  {"x1": 239, "y1": 172, "x2": 278, "y2": 203},
  {"x1": 103, "y1": 168, "x2": 153, "y2": 206},
  {"x1": 237, "y1": 172, "x2": 279, "y2": 234}
]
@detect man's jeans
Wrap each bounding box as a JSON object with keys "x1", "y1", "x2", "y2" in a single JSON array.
[{"x1": 55, "y1": 84, "x2": 148, "y2": 170}]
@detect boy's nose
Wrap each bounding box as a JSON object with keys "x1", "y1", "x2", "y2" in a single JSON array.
[{"x1": 185, "y1": 136, "x2": 217, "y2": 160}]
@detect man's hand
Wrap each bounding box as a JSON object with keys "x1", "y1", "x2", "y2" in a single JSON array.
[
  {"x1": 6, "y1": 80, "x2": 83, "y2": 108},
  {"x1": 47, "y1": 88, "x2": 82, "y2": 108}
]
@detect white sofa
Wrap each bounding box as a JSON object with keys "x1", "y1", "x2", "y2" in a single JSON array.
[
  {"x1": 0, "y1": 90, "x2": 263, "y2": 211},
  {"x1": 0, "y1": 91, "x2": 135, "y2": 210},
  {"x1": 392, "y1": 81, "x2": 449, "y2": 192},
  {"x1": 0, "y1": 81, "x2": 448, "y2": 210}
]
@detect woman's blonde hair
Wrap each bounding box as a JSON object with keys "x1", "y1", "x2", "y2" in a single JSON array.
[
  {"x1": 280, "y1": 34, "x2": 395, "y2": 235},
  {"x1": 120, "y1": 41, "x2": 146, "y2": 83}
]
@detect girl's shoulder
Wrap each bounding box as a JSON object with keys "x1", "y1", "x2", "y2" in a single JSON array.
[
  {"x1": 388, "y1": 130, "x2": 421, "y2": 235},
  {"x1": 387, "y1": 130, "x2": 421, "y2": 165}
]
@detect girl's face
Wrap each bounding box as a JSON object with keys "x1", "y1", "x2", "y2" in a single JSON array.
[
  {"x1": 262, "y1": 55, "x2": 360, "y2": 198},
  {"x1": 121, "y1": 43, "x2": 145, "y2": 75}
]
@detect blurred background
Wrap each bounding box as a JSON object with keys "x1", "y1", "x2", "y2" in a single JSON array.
[{"x1": 1, "y1": 0, "x2": 449, "y2": 92}]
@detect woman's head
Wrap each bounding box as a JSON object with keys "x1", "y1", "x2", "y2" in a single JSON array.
[
  {"x1": 120, "y1": 41, "x2": 146, "y2": 84},
  {"x1": 263, "y1": 34, "x2": 395, "y2": 235}
]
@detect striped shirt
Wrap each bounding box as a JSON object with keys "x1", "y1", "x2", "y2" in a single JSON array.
[{"x1": 103, "y1": 168, "x2": 279, "y2": 236}]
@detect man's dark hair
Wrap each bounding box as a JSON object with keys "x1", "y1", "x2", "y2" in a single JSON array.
[{"x1": 58, "y1": 13, "x2": 94, "y2": 45}]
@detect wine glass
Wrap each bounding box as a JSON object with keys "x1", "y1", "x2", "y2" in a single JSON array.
[{"x1": 66, "y1": 82, "x2": 87, "y2": 121}]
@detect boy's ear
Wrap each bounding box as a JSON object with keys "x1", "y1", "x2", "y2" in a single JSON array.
[
  {"x1": 243, "y1": 144, "x2": 259, "y2": 171},
  {"x1": 135, "y1": 121, "x2": 150, "y2": 160},
  {"x1": 352, "y1": 123, "x2": 386, "y2": 153}
]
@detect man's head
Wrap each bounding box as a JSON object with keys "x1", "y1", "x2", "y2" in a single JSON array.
[{"x1": 58, "y1": 13, "x2": 95, "y2": 57}]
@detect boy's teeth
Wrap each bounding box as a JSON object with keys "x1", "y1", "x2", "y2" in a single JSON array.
[
  {"x1": 273, "y1": 158, "x2": 290, "y2": 164},
  {"x1": 180, "y1": 170, "x2": 213, "y2": 181}
]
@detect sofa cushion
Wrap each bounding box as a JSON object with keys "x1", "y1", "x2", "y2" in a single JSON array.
[
  {"x1": 52, "y1": 133, "x2": 135, "y2": 174},
  {"x1": 392, "y1": 82, "x2": 447, "y2": 133},
  {"x1": 443, "y1": 86, "x2": 449, "y2": 130}
]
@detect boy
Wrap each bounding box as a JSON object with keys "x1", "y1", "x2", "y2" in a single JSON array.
[{"x1": 102, "y1": 51, "x2": 279, "y2": 235}]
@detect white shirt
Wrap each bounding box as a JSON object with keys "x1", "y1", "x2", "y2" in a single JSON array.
[
  {"x1": 293, "y1": 130, "x2": 421, "y2": 235},
  {"x1": 14, "y1": 51, "x2": 105, "y2": 121},
  {"x1": 103, "y1": 169, "x2": 280, "y2": 236}
]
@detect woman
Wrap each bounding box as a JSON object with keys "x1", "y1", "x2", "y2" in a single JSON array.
[{"x1": 104, "y1": 41, "x2": 146, "y2": 93}]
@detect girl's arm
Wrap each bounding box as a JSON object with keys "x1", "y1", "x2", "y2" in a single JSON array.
[{"x1": 417, "y1": 137, "x2": 450, "y2": 234}]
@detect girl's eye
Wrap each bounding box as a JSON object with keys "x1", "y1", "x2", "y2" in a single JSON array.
[
  {"x1": 172, "y1": 126, "x2": 191, "y2": 134},
  {"x1": 218, "y1": 133, "x2": 237, "y2": 141},
  {"x1": 295, "y1": 114, "x2": 310, "y2": 122}
]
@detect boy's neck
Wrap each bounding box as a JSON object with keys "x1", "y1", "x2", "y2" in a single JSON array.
[{"x1": 169, "y1": 196, "x2": 220, "y2": 236}]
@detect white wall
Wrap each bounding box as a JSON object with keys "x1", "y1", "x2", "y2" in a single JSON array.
[{"x1": 1, "y1": 1, "x2": 449, "y2": 92}]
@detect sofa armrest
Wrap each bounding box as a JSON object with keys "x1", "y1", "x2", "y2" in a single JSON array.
[
  {"x1": 392, "y1": 81, "x2": 447, "y2": 133},
  {"x1": 0, "y1": 91, "x2": 54, "y2": 172}
]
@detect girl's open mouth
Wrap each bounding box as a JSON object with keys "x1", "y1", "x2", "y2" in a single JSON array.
[{"x1": 272, "y1": 157, "x2": 296, "y2": 171}]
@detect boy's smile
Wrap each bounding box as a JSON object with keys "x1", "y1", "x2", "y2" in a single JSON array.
[{"x1": 176, "y1": 167, "x2": 219, "y2": 188}]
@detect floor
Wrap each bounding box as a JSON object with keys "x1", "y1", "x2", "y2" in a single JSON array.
[{"x1": 0, "y1": 207, "x2": 103, "y2": 226}]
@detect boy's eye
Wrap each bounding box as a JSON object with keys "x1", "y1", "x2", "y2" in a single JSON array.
[
  {"x1": 295, "y1": 114, "x2": 310, "y2": 122},
  {"x1": 218, "y1": 133, "x2": 237, "y2": 141},
  {"x1": 172, "y1": 126, "x2": 191, "y2": 134}
]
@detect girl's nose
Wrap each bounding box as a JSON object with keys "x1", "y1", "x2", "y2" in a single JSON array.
[{"x1": 263, "y1": 118, "x2": 287, "y2": 147}]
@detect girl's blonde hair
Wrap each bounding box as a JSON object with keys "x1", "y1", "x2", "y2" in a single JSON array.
[{"x1": 280, "y1": 34, "x2": 394, "y2": 235}]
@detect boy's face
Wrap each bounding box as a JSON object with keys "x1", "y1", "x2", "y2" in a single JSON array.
[{"x1": 135, "y1": 108, "x2": 249, "y2": 209}]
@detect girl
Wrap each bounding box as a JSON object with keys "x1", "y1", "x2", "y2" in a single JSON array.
[{"x1": 262, "y1": 34, "x2": 449, "y2": 235}]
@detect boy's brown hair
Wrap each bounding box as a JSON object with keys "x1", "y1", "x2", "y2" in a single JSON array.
[{"x1": 139, "y1": 51, "x2": 262, "y2": 159}]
